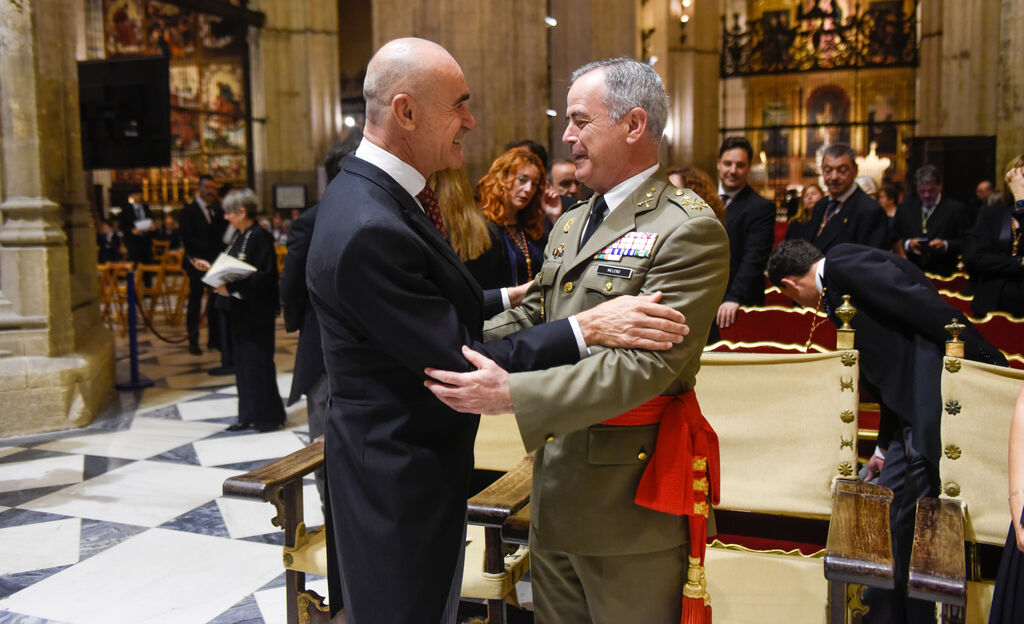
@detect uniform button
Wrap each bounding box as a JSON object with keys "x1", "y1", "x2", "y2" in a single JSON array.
[
  {"x1": 563, "y1": 282, "x2": 574, "y2": 293},
  {"x1": 637, "y1": 450, "x2": 649, "y2": 461},
  {"x1": 545, "y1": 434, "x2": 556, "y2": 443},
  {"x1": 604, "y1": 282, "x2": 613, "y2": 292}
]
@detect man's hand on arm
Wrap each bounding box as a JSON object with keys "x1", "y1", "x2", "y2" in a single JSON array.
[
  {"x1": 716, "y1": 301, "x2": 740, "y2": 328},
  {"x1": 425, "y1": 346, "x2": 513, "y2": 414},
  {"x1": 575, "y1": 291, "x2": 689, "y2": 350},
  {"x1": 506, "y1": 282, "x2": 530, "y2": 308}
]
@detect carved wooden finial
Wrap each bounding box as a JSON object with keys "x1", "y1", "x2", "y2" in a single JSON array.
[
  {"x1": 945, "y1": 318, "x2": 965, "y2": 358},
  {"x1": 835, "y1": 295, "x2": 856, "y2": 350}
]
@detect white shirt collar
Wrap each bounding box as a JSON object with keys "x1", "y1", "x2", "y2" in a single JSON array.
[
  {"x1": 355, "y1": 137, "x2": 427, "y2": 203},
  {"x1": 602, "y1": 163, "x2": 661, "y2": 214},
  {"x1": 717, "y1": 181, "x2": 744, "y2": 200},
  {"x1": 814, "y1": 258, "x2": 826, "y2": 294},
  {"x1": 830, "y1": 184, "x2": 857, "y2": 205}
]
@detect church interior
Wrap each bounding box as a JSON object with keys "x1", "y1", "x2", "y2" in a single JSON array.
[{"x1": 1, "y1": 0, "x2": 1024, "y2": 622}]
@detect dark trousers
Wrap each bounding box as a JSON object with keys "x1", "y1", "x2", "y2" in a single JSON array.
[
  {"x1": 185, "y1": 264, "x2": 218, "y2": 349},
  {"x1": 863, "y1": 427, "x2": 940, "y2": 624},
  {"x1": 228, "y1": 304, "x2": 285, "y2": 428}
]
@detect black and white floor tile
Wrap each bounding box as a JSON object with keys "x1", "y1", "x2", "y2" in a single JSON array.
[{"x1": 0, "y1": 320, "x2": 327, "y2": 624}]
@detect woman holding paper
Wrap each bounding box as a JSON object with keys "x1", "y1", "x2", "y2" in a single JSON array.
[{"x1": 192, "y1": 188, "x2": 286, "y2": 432}]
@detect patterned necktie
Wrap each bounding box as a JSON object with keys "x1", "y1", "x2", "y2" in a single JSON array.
[
  {"x1": 720, "y1": 193, "x2": 731, "y2": 207},
  {"x1": 416, "y1": 185, "x2": 448, "y2": 240},
  {"x1": 823, "y1": 198, "x2": 841, "y2": 222},
  {"x1": 580, "y1": 195, "x2": 609, "y2": 247}
]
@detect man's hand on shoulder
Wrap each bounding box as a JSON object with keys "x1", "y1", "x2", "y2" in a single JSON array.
[
  {"x1": 425, "y1": 346, "x2": 513, "y2": 414},
  {"x1": 576, "y1": 291, "x2": 689, "y2": 351}
]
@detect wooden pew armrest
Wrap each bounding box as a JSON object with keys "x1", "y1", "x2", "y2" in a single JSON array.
[
  {"x1": 501, "y1": 504, "x2": 530, "y2": 546},
  {"x1": 223, "y1": 436, "x2": 325, "y2": 502},
  {"x1": 907, "y1": 497, "x2": 966, "y2": 606},
  {"x1": 467, "y1": 455, "x2": 533, "y2": 527},
  {"x1": 824, "y1": 479, "x2": 896, "y2": 589}
]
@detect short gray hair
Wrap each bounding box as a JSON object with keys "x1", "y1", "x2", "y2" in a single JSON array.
[
  {"x1": 914, "y1": 164, "x2": 941, "y2": 186},
  {"x1": 570, "y1": 58, "x2": 669, "y2": 141},
  {"x1": 822, "y1": 142, "x2": 856, "y2": 162},
  {"x1": 223, "y1": 188, "x2": 259, "y2": 218}
]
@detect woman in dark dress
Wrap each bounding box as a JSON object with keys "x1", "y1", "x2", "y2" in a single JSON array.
[
  {"x1": 965, "y1": 164, "x2": 1024, "y2": 318},
  {"x1": 785, "y1": 183, "x2": 822, "y2": 242},
  {"x1": 990, "y1": 384, "x2": 1024, "y2": 623},
  {"x1": 193, "y1": 188, "x2": 286, "y2": 432},
  {"x1": 464, "y1": 147, "x2": 548, "y2": 290}
]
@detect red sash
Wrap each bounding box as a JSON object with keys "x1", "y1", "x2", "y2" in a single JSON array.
[{"x1": 602, "y1": 391, "x2": 719, "y2": 623}]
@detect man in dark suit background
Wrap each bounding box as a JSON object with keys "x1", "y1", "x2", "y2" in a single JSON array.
[
  {"x1": 280, "y1": 139, "x2": 354, "y2": 502},
  {"x1": 179, "y1": 174, "x2": 225, "y2": 355},
  {"x1": 894, "y1": 164, "x2": 971, "y2": 276},
  {"x1": 715, "y1": 136, "x2": 776, "y2": 330},
  {"x1": 768, "y1": 240, "x2": 1005, "y2": 624},
  {"x1": 117, "y1": 190, "x2": 156, "y2": 265},
  {"x1": 306, "y1": 38, "x2": 689, "y2": 624},
  {"x1": 803, "y1": 143, "x2": 890, "y2": 253}
]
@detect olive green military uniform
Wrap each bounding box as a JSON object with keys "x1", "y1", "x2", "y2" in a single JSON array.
[{"x1": 484, "y1": 171, "x2": 730, "y2": 623}]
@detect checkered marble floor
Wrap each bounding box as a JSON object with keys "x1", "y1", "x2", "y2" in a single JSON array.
[{"x1": 0, "y1": 319, "x2": 326, "y2": 624}]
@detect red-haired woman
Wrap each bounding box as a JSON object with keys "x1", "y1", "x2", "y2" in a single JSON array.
[{"x1": 465, "y1": 147, "x2": 548, "y2": 290}]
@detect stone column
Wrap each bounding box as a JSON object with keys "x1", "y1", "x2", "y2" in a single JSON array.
[
  {"x1": 919, "y1": 0, "x2": 1000, "y2": 137},
  {"x1": 663, "y1": 0, "x2": 722, "y2": 174},
  {"x1": 371, "y1": 0, "x2": 552, "y2": 183},
  {"x1": 547, "y1": 0, "x2": 638, "y2": 163},
  {"x1": 0, "y1": 0, "x2": 114, "y2": 436},
  {"x1": 254, "y1": 0, "x2": 342, "y2": 210},
  {"x1": 996, "y1": 0, "x2": 1024, "y2": 174}
]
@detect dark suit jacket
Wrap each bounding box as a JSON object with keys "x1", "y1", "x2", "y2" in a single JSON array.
[
  {"x1": 809, "y1": 187, "x2": 890, "y2": 253},
  {"x1": 724, "y1": 185, "x2": 775, "y2": 305},
  {"x1": 822, "y1": 244, "x2": 1005, "y2": 465},
  {"x1": 118, "y1": 203, "x2": 155, "y2": 263},
  {"x1": 306, "y1": 156, "x2": 580, "y2": 624},
  {"x1": 893, "y1": 195, "x2": 971, "y2": 275},
  {"x1": 964, "y1": 203, "x2": 1024, "y2": 316},
  {"x1": 280, "y1": 205, "x2": 324, "y2": 406},
  {"x1": 179, "y1": 199, "x2": 226, "y2": 265}
]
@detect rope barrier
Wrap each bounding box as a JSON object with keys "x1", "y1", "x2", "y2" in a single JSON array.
[{"x1": 129, "y1": 277, "x2": 210, "y2": 345}]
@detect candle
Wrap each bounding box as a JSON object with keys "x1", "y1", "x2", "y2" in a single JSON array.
[
  {"x1": 142, "y1": 179, "x2": 149, "y2": 203},
  {"x1": 161, "y1": 177, "x2": 168, "y2": 205},
  {"x1": 172, "y1": 178, "x2": 179, "y2": 203}
]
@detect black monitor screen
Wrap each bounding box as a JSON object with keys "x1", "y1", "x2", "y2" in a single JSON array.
[{"x1": 78, "y1": 56, "x2": 170, "y2": 170}]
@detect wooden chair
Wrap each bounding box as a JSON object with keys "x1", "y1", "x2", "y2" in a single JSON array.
[
  {"x1": 222, "y1": 417, "x2": 534, "y2": 624},
  {"x1": 697, "y1": 343, "x2": 893, "y2": 622},
  {"x1": 152, "y1": 239, "x2": 170, "y2": 260},
  {"x1": 134, "y1": 264, "x2": 170, "y2": 325},
  {"x1": 938, "y1": 289, "x2": 974, "y2": 315},
  {"x1": 967, "y1": 312, "x2": 1024, "y2": 368},
  {"x1": 928, "y1": 271, "x2": 971, "y2": 295},
  {"x1": 905, "y1": 340, "x2": 1024, "y2": 623},
  {"x1": 96, "y1": 263, "x2": 122, "y2": 329},
  {"x1": 710, "y1": 304, "x2": 837, "y2": 349}
]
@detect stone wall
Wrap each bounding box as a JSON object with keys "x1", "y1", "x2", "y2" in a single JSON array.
[{"x1": 0, "y1": 0, "x2": 114, "y2": 437}]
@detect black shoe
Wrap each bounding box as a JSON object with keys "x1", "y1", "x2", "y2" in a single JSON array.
[
  {"x1": 188, "y1": 344, "x2": 202, "y2": 355},
  {"x1": 207, "y1": 366, "x2": 235, "y2": 376},
  {"x1": 225, "y1": 422, "x2": 252, "y2": 432}
]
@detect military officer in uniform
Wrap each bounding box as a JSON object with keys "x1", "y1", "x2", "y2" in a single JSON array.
[{"x1": 427, "y1": 57, "x2": 729, "y2": 623}]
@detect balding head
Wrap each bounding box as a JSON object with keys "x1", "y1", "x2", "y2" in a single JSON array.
[
  {"x1": 365, "y1": 38, "x2": 453, "y2": 125},
  {"x1": 361, "y1": 38, "x2": 476, "y2": 178}
]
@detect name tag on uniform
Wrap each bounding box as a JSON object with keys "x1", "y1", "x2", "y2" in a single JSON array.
[{"x1": 596, "y1": 265, "x2": 633, "y2": 279}]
